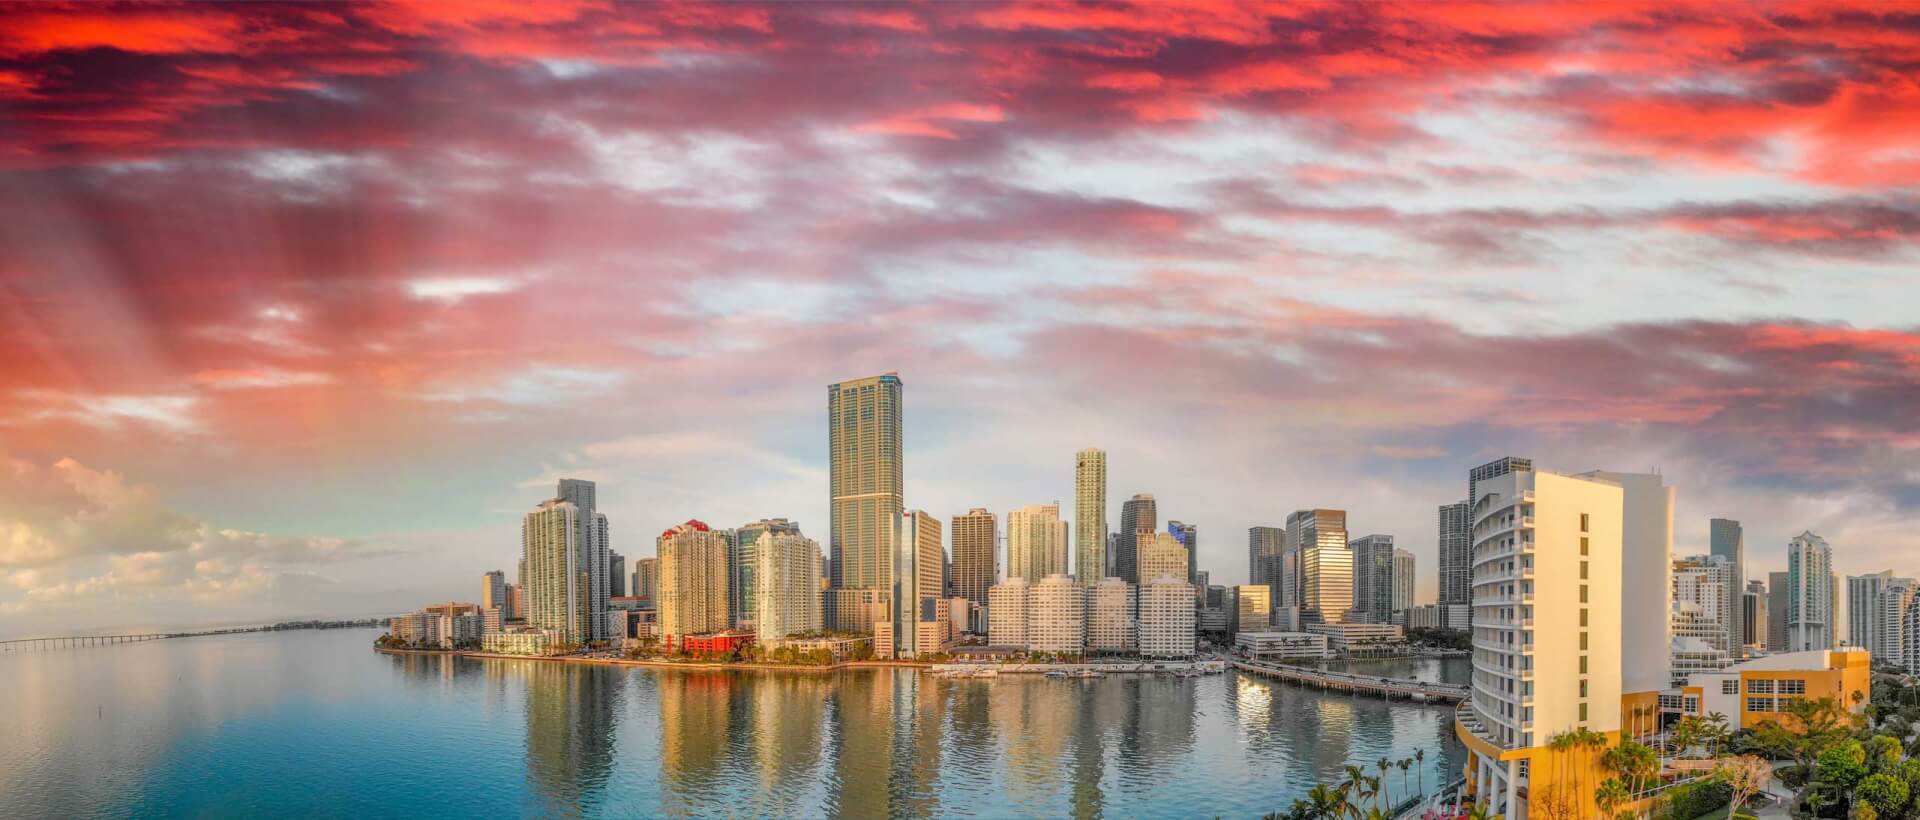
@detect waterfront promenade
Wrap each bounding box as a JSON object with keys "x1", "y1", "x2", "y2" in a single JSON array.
[{"x1": 1233, "y1": 659, "x2": 1469, "y2": 702}]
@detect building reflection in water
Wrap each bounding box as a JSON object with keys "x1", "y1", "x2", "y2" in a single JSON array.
[{"x1": 522, "y1": 661, "x2": 620, "y2": 817}]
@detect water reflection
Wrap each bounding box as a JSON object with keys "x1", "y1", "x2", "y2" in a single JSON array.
[{"x1": 525, "y1": 661, "x2": 620, "y2": 816}]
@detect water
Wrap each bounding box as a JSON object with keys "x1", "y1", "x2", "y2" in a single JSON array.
[{"x1": 1, "y1": 629, "x2": 1465, "y2": 818}]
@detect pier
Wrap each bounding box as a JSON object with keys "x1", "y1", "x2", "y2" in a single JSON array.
[
  {"x1": 1233, "y1": 659, "x2": 1469, "y2": 702},
  {"x1": 2, "y1": 619, "x2": 383, "y2": 652}
]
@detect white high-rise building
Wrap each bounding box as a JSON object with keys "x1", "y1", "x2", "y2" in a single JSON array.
[
  {"x1": 988, "y1": 577, "x2": 1030, "y2": 647},
  {"x1": 1672, "y1": 555, "x2": 1736, "y2": 657},
  {"x1": 1876, "y1": 578, "x2": 1916, "y2": 668},
  {"x1": 1007, "y1": 503, "x2": 1070, "y2": 583},
  {"x1": 1027, "y1": 574, "x2": 1085, "y2": 654},
  {"x1": 1085, "y1": 577, "x2": 1135, "y2": 654},
  {"x1": 1139, "y1": 577, "x2": 1197, "y2": 657},
  {"x1": 1137, "y1": 531, "x2": 1190, "y2": 586},
  {"x1": 1391, "y1": 548, "x2": 1415, "y2": 612},
  {"x1": 658, "y1": 520, "x2": 731, "y2": 643},
  {"x1": 1847, "y1": 571, "x2": 1899, "y2": 653},
  {"x1": 1459, "y1": 467, "x2": 1643, "y2": 820},
  {"x1": 1788, "y1": 532, "x2": 1835, "y2": 652},
  {"x1": 755, "y1": 530, "x2": 823, "y2": 646},
  {"x1": 1075, "y1": 449, "x2": 1107, "y2": 585},
  {"x1": 555, "y1": 478, "x2": 610, "y2": 641},
  {"x1": 1578, "y1": 470, "x2": 1674, "y2": 696},
  {"x1": 522, "y1": 498, "x2": 601, "y2": 645}
]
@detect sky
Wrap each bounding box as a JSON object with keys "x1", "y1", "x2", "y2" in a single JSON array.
[{"x1": 1, "y1": 1, "x2": 1917, "y2": 637}]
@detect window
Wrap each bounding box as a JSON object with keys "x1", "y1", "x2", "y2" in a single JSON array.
[
  {"x1": 1580, "y1": 513, "x2": 1589, "y2": 532},
  {"x1": 1579, "y1": 610, "x2": 1588, "y2": 627},
  {"x1": 1580, "y1": 537, "x2": 1588, "y2": 555},
  {"x1": 1722, "y1": 680, "x2": 1740, "y2": 695},
  {"x1": 1747, "y1": 697, "x2": 1775, "y2": 712},
  {"x1": 1748, "y1": 679, "x2": 1775, "y2": 694},
  {"x1": 1579, "y1": 632, "x2": 1588, "y2": 650},
  {"x1": 1579, "y1": 585, "x2": 1588, "y2": 603},
  {"x1": 1685, "y1": 696, "x2": 1700, "y2": 712},
  {"x1": 1579, "y1": 561, "x2": 1588, "y2": 580},
  {"x1": 1580, "y1": 680, "x2": 1589, "y2": 698},
  {"x1": 1658, "y1": 694, "x2": 1684, "y2": 709},
  {"x1": 1579, "y1": 656, "x2": 1588, "y2": 673},
  {"x1": 1778, "y1": 679, "x2": 1806, "y2": 695},
  {"x1": 1578, "y1": 703, "x2": 1588, "y2": 721}
]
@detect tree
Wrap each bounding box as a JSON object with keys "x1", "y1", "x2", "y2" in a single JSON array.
[
  {"x1": 1816, "y1": 739, "x2": 1869, "y2": 791},
  {"x1": 1864, "y1": 735, "x2": 1903, "y2": 774},
  {"x1": 1376, "y1": 758, "x2": 1392, "y2": 810},
  {"x1": 1857, "y1": 772, "x2": 1909, "y2": 818},
  {"x1": 1754, "y1": 696, "x2": 1860, "y2": 770},
  {"x1": 1414, "y1": 749, "x2": 1425, "y2": 798},
  {"x1": 1672, "y1": 715, "x2": 1704, "y2": 759},
  {"x1": 1396, "y1": 758, "x2": 1412, "y2": 808},
  {"x1": 1712, "y1": 755, "x2": 1772, "y2": 819},
  {"x1": 1594, "y1": 778, "x2": 1629, "y2": 820},
  {"x1": 1463, "y1": 801, "x2": 1501, "y2": 820}
]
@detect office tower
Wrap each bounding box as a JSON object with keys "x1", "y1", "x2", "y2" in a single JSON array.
[
  {"x1": 1742, "y1": 580, "x2": 1766, "y2": 650},
  {"x1": 1467, "y1": 456, "x2": 1533, "y2": 508},
  {"x1": 951, "y1": 508, "x2": 997, "y2": 606},
  {"x1": 735, "y1": 518, "x2": 801, "y2": 628},
  {"x1": 1578, "y1": 470, "x2": 1674, "y2": 696},
  {"x1": 658, "y1": 520, "x2": 731, "y2": 644},
  {"x1": 1767, "y1": 571, "x2": 1789, "y2": 651},
  {"x1": 1438, "y1": 501, "x2": 1473, "y2": 609},
  {"x1": 1710, "y1": 518, "x2": 1745, "y2": 657},
  {"x1": 1140, "y1": 577, "x2": 1198, "y2": 657},
  {"x1": 1085, "y1": 578, "x2": 1135, "y2": 654},
  {"x1": 523, "y1": 498, "x2": 598, "y2": 644},
  {"x1": 1233, "y1": 584, "x2": 1272, "y2": 632},
  {"x1": 1105, "y1": 532, "x2": 1118, "y2": 581},
  {"x1": 1138, "y1": 531, "x2": 1190, "y2": 585},
  {"x1": 1028, "y1": 574, "x2": 1086, "y2": 654},
  {"x1": 508, "y1": 584, "x2": 525, "y2": 622},
  {"x1": 1285, "y1": 509, "x2": 1347, "y2": 614},
  {"x1": 608, "y1": 551, "x2": 625, "y2": 598},
  {"x1": 1007, "y1": 503, "x2": 1070, "y2": 583},
  {"x1": 555, "y1": 478, "x2": 611, "y2": 641},
  {"x1": 1249, "y1": 526, "x2": 1285, "y2": 604},
  {"x1": 1301, "y1": 543, "x2": 1354, "y2": 624},
  {"x1": 1075, "y1": 448, "x2": 1107, "y2": 585},
  {"x1": 1849, "y1": 571, "x2": 1895, "y2": 652},
  {"x1": 483, "y1": 570, "x2": 508, "y2": 619},
  {"x1": 887, "y1": 510, "x2": 946, "y2": 658},
  {"x1": 828, "y1": 372, "x2": 904, "y2": 618},
  {"x1": 1876, "y1": 579, "x2": 1916, "y2": 667},
  {"x1": 1167, "y1": 520, "x2": 1197, "y2": 583},
  {"x1": 633, "y1": 558, "x2": 659, "y2": 603},
  {"x1": 988, "y1": 577, "x2": 1030, "y2": 647},
  {"x1": 1787, "y1": 532, "x2": 1834, "y2": 651},
  {"x1": 1117, "y1": 494, "x2": 1157, "y2": 584},
  {"x1": 1672, "y1": 555, "x2": 1735, "y2": 679},
  {"x1": 1392, "y1": 548, "x2": 1415, "y2": 612},
  {"x1": 1457, "y1": 468, "x2": 1625, "y2": 819},
  {"x1": 1349, "y1": 534, "x2": 1396, "y2": 624},
  {"x1": 754, "y1": 528, "x2": 823, "y2": 647}
]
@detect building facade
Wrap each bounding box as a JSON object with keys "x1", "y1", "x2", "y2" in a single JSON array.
[
  {"x1": 754, "y1": 529, "x2": 823, "y2": 646},
  {"x1": 988, "y1": 577, "x2": 1030, "y2": 647},
  {"x1": 522, "y1": 498, "x2": 598, "y2": 645},
  {"x1": 828, "y1": 372, "x2": 903, "y2": 629},
  {"x1": 1007, "y1": 503, "x2": 1069, "y2": 583},
  {"x1": 735, "y1": 518, "x2": 801, "y2": 629},
  {"x1": 951, "y1": 508, "x2": 997, "y2": 606},
  {"x1": 1027, "y1": 574, "x2": 1085, "y2": 655},
  {"x1": 1139, "y1": 578, "x2": 1197, "y2": 657},
  {"x1": 1349, "y1": 534, "x2": 1396, "y2": 624},
  {"x1": 1284, "y1": 509, "x2": 1347, "y2": 615},
  {"x1": 1710, "y1": 518, "x2": 1745, "y2": 658},
  {"x1": 1249, "y1": 525, "x2": 1286, "y2": 606},
  {"x1": 1116, "y1": 494, "x2": 1157, "y2": 584},
  {"x1": 1742, "y1": 580, "x2": 1766, "y2": 652},
  {"x1": 885, "y1": 509, "x2": 947, "y2": 658},
  {"x1": 658, "y1": 520, "x2": 732, "y2": 645},
  {"x1": 555, "y1": 478, "x2": 611, "y2": 642},
  {"x1": 482, "y1": 570, "x2": 508, "y2": 619},
  {"x1": 1086, "y1": 577, "x2": 1135, "y2": 654},
  {"x1": 633, "y1": 558, "x2": 658, "y2": 604},
  {"x1": 1787, "y1": 532, "x2": 1835, "y2": 652},
  {"x1": 1767, "y1": 571, "x2": 1789, "y2": 652},
  {"x1": 1391, "y1": 548, "x2": 1415, "y2": 613},
  {"x1": 1234, "y1": 584, "x2": 1271, "y2": 633},
  {"x1": 1167, "y1": 520, "x2": 1197, "y2": 583},
  {"x1": 1138, "y1": 531, "x2": 1190, "y2": 586},
  {"x1": 1438, "y1": 501, "x2": 1473, "y2": 613},
  {"x1": 1075, "y1": 448, "x2": 1107, "y2": 585}
]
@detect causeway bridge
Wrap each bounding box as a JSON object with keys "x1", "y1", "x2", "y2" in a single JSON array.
[
  {"x1": 2, "y1": 621, "x2": 382, "y2": 653},
  {"x1": 1233, "y1": 659, "x2": 1470, "y2": 702}
]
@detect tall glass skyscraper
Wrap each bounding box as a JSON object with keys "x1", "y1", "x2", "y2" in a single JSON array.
[
  {"x1": 1117, "y1": 494, "x2": 1157, "y2": 584},
  {"x1": 1249, "y1": 525, "x2": 1285, "y2": 606},
  {"x1": 1437, "y1": 502, "x2": 1472, "y2": 608},
  {"x1": 828, "y1": 373, "x2": 904, "y2": 601},
  {"x1": 1074, "y1": 448, "x2": 1107, "y2": 585},
  {"x1": 1168, "y1": 520, "x2": 1197, "y2": 583},
  {"x1": 1349, "y1": 534, "x2": 1396, "y2": 624},
  {"x1": 1284, "y1": 508, "x2": 1347, "y2": 618}
]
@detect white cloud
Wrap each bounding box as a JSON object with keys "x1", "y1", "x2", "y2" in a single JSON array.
[
  {"x1": 14, "y1": 390, "x2": 200, "y2": 434},
  {"x1": 407, "y1": 276, "x2": 520, "y2": 303}
]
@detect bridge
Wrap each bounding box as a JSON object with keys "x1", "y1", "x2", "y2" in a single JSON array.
[
  {"x1": 2, "y1": 620, "x2": 384, "y2": 653},
  {"x1": 1233, "y1": 659, "x2": 1470, "y2": 702}
]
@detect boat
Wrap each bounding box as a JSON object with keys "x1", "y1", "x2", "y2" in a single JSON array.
[
  {"x1": 1045, "y1": 670, "x2": 1070, "y2": 678},
  {"x1": 1071, "y1": 669, "x2": 1102, "y2": 679}
]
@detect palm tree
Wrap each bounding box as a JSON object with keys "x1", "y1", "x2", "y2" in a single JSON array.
[
  {"x1": 1397, "y1": 758, "x2": 1412, "y2": 807},
  {"x1": 1306, "y1": 784, "x2": 1344, "y2": 820},
  {"x1": 1594, "y1": 778, "x2": 1630, "y2": 820},
  {"x1": 1464, "y1": 801, "x2": 1501, "y2": 820},
  {"x1": 1376, "y1": 757, "x2": 1392, "y2": 809},
  {"x1": 1414, "y1": 749, "x2": 1425, "y2": 798},
  {"x1": 1339, "y1": 766, "x2": 1377, "y2": 820}
]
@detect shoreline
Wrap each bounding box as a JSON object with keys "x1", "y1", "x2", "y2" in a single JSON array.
[{"x1": 374, "y1": 646, "x2": 930, "y2": 672}]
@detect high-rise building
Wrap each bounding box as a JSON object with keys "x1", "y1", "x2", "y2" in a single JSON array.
[
  {"x1": 1875, "y1": 579, "x2": 1916, "y2": 667},
  {"x1": 1301, "y1": 542, "x2": 1354, "y2": 625},
  {"x1": 753, "y1": 528, "x2": 822, "y2": 647},
  {"x1": 1672, "y1": 555, "x2": 1735, "y2": 680},
  {"x1": 1787, "y1": 532, "x2": 1834, "y2": 652},
  {"x1": 483, "y1": 570, "x2": 508, "y2": 618},
  {"x1": 988, "y1": 577, "x2": 1030, "y2": 647},
  {"x1": 555, "y1": 478, "x2": 610, "y2": 641},
  {"x1": 735, "y1": 518, "x2": 801, "y2": 628},
  {"x1": 1284, "y1": 509, "x2": 1347, "y2": 614},
  {"x1": 1457, "y1": 467, "x2": 1632, "y2": 819},
  {"x1": 1140, "y1": 577, "x2": 1197, "y2": 657},
  {"x1": 658, "y1": 520, "x2": 731, "y2": 644},
  {"x1": 828, "y1": 373, "x2": 904, "y2": 625},
  {"x1": 1085, "y1": 577, "x2": 1135, "y2": 654},
  {"x1": 1349, "y1": 534, "x2": 1396, "y2": 624},
  {"x1": 633, "y1": 557, "x2": 659, "y2": 604},
  {"x1": 1104, "y1": 532, "x2": 1118, "y2": 583},
  {"x1": 1249, "y1": 525, "x2": 1286, "y2": 605},
  {"x1": 1767, "y1": 571, "x2": 1789, "y2": 651},
  {"x1": 1075, "y1": 448, "x2": 1107, "y2": 585},
  {"x1": 1391, "y1": 548, "x2": 1415, "y2": 612},
  {"x1": 1742, "y1": 579, "x2": 1766, "y2": 651},
  {"x1": 886, "y1": 510, "x2": 947, "y2": 658},
  {"x1": 507, "y1": 584, "x2": 525, "y2": 622},
  {"x1": 1438, "y1": 501, "x2": 1473, "y2": 611},
  {"x1": 1849, "y1": 571, "x2": 1895, "y2": 652},
  {"x1": 1028, "y1": 574, "x2": 1086, "y2": 654},
  {"x1": 950, "y1": 508, "x2": 997, "y2": 606},
  {"x1": 1710, "y1": 518, "x2": 1745, "y2": 657},
  {"x1": 1167, "y1": 520, "x2": 1197, "y2": 583},
  {"x1": 1007, "y1": 503, "x2": 1069, "y2": 583},
  {"x1": 523, "y1": 498, "x2": 601, "y2": 645},
  {"x1": 1578, "y1": 470, "x2": 1674, "y2": 696},
  {"x1": 1116, "y1": 494, "x2": 1157, "y2": 584},
  {"x1": 1467, "y1": 456, "x2": 1532, "y2": 509},
  {"x1": 1233, "y1": 584, "x2": 1272, "y2": 632},
  {"x1": 608, "y1": 551, "x2": 626, "y2": 599},
  {"x1": 1138, "y1": 531, "x2": 1190, "y2": 586}
]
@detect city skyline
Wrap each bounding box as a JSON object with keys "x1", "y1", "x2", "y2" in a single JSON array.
[{"x1": 3, "y1": 2, "x2": 1918, "y2": 637}]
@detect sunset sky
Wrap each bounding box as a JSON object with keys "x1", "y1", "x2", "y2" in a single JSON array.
[{"x1": 2, "y1": 1, "x2": 1916, "y2": 636}]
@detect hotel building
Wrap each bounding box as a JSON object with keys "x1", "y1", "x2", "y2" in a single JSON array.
[
  {"x1": 1139, "y1": 577, "x2": 1197, "y2": 657},
  {"x1": 1027, "y1": 574, "x2": 1086, "y2": 655},
  {"x1": 1085, "y1": 577, "x2": 1135, "y2": 654}
]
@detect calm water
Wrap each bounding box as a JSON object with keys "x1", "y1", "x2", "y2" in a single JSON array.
[{"x1": 1, "y1": 629, "x2": 1465, "y2": 818}]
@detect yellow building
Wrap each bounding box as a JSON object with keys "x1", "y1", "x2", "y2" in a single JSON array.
[{"x1": 1665, "y1": 648, "x2": 1870, "y2": 730}]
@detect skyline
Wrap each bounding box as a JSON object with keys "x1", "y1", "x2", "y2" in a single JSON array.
[{"x1": 2, "y1": 1, "x2": 1918, "y2": 636}]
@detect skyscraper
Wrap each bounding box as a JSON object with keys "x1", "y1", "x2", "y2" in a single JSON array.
[
  {"x1": 555, "y1": 478, "x2": 610, "y2": 640},
  {"x1": 1248, "y1": 526, "x2": 1285, "y2": 605},
  {"x1": 658, "y1": 520, "x2": 731, "y2": 644},
  {"x1": 1742, "y1": 579, "x2": 1766, "y2": 650},
  {"x1": 1074, "y1": 448, "x2": 1107, "y2": 585},
  {"x1": 1167, "y1": 520, "x2": 1197, "y2": 583},
  {"x1": 753, "y1": 528, "x2": 822, "y2": 647},
  {"x1": 1766, "y1": 571, "x2": 1789, "y2": 651},
  {"x1": 1672, "y1": 555, "x2": 1735, "y2": 677},
  {"x1": 735, "y1": 518, "x2": 802, "y2": 628},
  {"x1": 1391, "y1": 548, "x2": 1415, "y2": 613},
  {"x1": 1007, "y1": 503, "x2": 1070, "y2": 582},
  {"x1": 1438, "y1": 501, "x2": 1472, "y2": 610},
  {"x1": 887, "y1": 510, "x2": 946, "y2": 658},
  {"x1": 1348, "y1": 534, "x2": 1395, "y2": 624},
  {"x1": 950, "y1": 508, "x2": 997, "y2": 606},
  {"x1": 633, "y1": 557, "x2": 659, "y2": 604},
  {"x1": 1848, "y1": 571, "x2": 1895, "y2": 652},
  {"x1": 1138, "y1": 531, "x2": 1189, "y2": 584},
  {"x1": 1140, "y1": 578, "x2": 1197, "y2": 657},
  {"x1": 1467, "y1": 456, "x2": 1533, "y2": 508},
  {"x1": 1709, "y1": 518, "x2": 1744, "y2": 657},
  {"x1": 1116, "y1": 494, "x2": 1156, "y2": 584},
  {"x1": 1285, "y1": 509, "x2": 1347, "y2": 620},
  {"x1": 1875, "y1": 579, "x2": 1916, "y2": 667},
  {"x1": 523, "y1": 498, "x2": 598, "y2": 644},
  {"x1": 608, "y1": 551, "x2": 625, "y2": 598},
  {"x1": 1577, "y1": 470, "x2": 1674, "y2": 696},
  {"x1": 483, "y1": 570, "x2": 508, "y2": 619},
  {"x1": 1787, "y1": 531, "x2": 1834, "y2": 651},
  {"x1": 828, "y1": 372, "x2": 903, "y2": 628}
]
